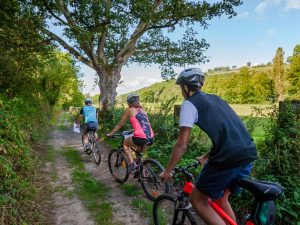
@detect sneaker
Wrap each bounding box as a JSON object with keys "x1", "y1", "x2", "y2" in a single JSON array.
[
  {"x1": 84, "y1": 143, "x2": 91, "y2": 152},
  {"x1": 129, "y1": 162, "x2": 138, "y2": 173}
]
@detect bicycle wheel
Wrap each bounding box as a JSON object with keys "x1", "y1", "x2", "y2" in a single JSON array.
[
  {"x1": 140, "y1": 159, "x2": 170, "y2": 201},
  {"x1": 92, "y1": 141, "x2": 101, "y2": 165},
  {"x1": 153, "y1": 194, "x2": 194, "y2": 225},
  {"x1": 108, "y1": 149, "x2": 129, "y2": 183}
]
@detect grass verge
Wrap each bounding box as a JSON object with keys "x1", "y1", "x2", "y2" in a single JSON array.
[{"x1": 62, "y1": 147, "x2": 114, "y2": 225}]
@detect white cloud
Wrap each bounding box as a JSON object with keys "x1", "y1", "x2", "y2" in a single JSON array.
[
  {"x1": 235, "y1": 11, "x2": 250, "y2": 19},
  {"x1": 255, "y1": 0, "x2": 283, "y2": 14},
  {"x1": 285, "y1": 0, "x2": 300, "y2": 9},
  {"x1": 266, "y1": 29, "x2": 275, "y2": 37}
]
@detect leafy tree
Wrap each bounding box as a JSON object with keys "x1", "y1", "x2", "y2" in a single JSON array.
[
  {"x1": 30, "y1": 0, "x2": 242, "y2": 111},
  {"x1": 272, "y1": 47, "x2": 285, "y2": 101},
  {"x1": 287, "y1": 44, "x2": 300, "y2": 99},
  {"x1": 246, "y1": 62, "x2": 251, "y2": 67},
  {"x1": 39, "y1": 52, "x2": 84, "y2": 108}
]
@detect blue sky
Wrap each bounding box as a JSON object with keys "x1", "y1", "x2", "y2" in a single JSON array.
[{"x1": 79, "y1": 0, "x2": 300, "y2": 95}]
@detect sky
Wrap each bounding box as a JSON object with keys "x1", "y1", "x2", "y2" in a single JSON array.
[{"x1": 77, "y1": 0, "x2": 300, "y2": 96}]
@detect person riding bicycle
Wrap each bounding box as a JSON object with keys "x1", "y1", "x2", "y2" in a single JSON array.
[
  {"x1": 107, "y1": 93, "x2": 154, "y2": 172},
  {"x1": 77, "y1": 97, "x2": 98, "y2": 152},
  {"x1": 160, "y1": 68, "x2": 257, "y2": 225}
]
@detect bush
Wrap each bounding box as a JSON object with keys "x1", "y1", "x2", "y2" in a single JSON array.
[
  {"x1": 255, "y1": 103, "x2": 300, "y2": 224},
  {"x1": 0, "y1": 95, "x2": 53, "y2": 224}
]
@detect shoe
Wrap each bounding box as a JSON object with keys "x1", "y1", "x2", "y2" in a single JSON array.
[
  {"x1": 129, "y1": 162, "x2": 138, "y2": 173},
  {"x1": 84, "y1": 143, "x2": 91, "y2": 152}
]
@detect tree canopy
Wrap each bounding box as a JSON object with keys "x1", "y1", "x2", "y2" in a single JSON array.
[{"x1": 29, "y1": 0, "x2": 242, "y2": 110}]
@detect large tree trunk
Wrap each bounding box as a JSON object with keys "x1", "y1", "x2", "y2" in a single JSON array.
[{"x1": 98, "y1": 67, "x2": 121, "y2": 111}]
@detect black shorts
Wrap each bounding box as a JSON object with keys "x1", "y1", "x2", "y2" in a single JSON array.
[
  {"x1": 83, "y1": 122, "x2": 98, "y2": 134},
  {"x1": 132, "y1": 136, "x2": 153, "y2": 147}
]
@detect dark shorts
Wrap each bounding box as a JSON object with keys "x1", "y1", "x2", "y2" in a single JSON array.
[
  {"x1": 83, "y1": 122, "x2": 98, "y2": 134},
  {"x1": 132, "y1": 136, "x2": 153, "y2": 147},
  {"x1": 194, "y1": 162, "x2": 253, "y2": 200}
]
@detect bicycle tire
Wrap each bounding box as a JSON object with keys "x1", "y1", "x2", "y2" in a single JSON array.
[
  {"x1": 153, "y1": 194, "x2": 194, "y2": 225},
  {"x1": 92, "y1": 141, "x2": 101, "y2": 165},
  {"x1": 108, "y1": 149, "x2": 129, "y2": 183},
  {"x1": 140, "y1": 159, "x2": 170, "y2": 201}
]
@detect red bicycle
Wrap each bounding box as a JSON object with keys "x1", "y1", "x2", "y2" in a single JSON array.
[{"x1": 153, "y1": 161, "x2": 283, "y2": 225}]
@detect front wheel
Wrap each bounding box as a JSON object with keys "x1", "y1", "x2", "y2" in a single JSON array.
[
  {"x1": 140, "y1": 159, "x2": 170, "y2": 201},
  {"x1": 108, "y1": 149, "x2": 129, "y2": 183},
  {"x1": 93, "y1": 141, "x2": 101, "y2": 165}
]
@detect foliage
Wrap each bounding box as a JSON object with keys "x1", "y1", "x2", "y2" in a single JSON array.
[
  {"x1": 29, "y1": 0, "x2": 243, "y2": 109},
  {"x1": 0, "y1": 95, "x2": 50, "y2": 224},
  {"x1": 0, "y1": 1, "x2": 84, "y2": 223},
  {"x1": 255, "y1": 104, "x2": 299, "y2": 224},
  {"x1": 287, "y1": 44, "x2": 300, "y2": 99},
  {"x1": 272, "y1": 47, "x2": 285, "y2": 101},
  {"x1": 126, "y1": 67, "x2": 275, "y2": 105}
]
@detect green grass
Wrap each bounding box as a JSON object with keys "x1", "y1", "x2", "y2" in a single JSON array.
[
  {"x1": 62, "y1": 147, "x2": 114, "y2": 225},
  {"x1": 45, "y1": 147, "x2": 56, "y2": 163},
  {"x1": 45, "y1": 147, "x2": 58, "y2": 181},
  {"x1": 121, "y1": 183, "x2": 143, "y2": 197},
  {"x1": 132, "y1": 198, "x2": 154, "y2": 225}
]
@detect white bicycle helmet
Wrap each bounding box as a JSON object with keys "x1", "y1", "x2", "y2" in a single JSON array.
[{"x1": 176, "y1": 68, "x2": 205, "y2": 88}]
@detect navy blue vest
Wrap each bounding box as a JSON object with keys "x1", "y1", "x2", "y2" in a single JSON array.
[{"x1": 187, "y1": 92, "x2": 257, "y2": 168}]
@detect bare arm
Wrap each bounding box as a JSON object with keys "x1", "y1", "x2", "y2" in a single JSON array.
[
  {"x1": 162, "y1": 126, "x2": 191, "y2": 180},
  {"x1": 77, "y1": 114, "x2": 83, "y2": 125},
  {"x1": 108, "y1": 109, "x2": 129, "y2": 136}
]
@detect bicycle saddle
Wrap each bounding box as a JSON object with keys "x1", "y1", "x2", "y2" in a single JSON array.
[{"x1": 237, "y1": 178, "x2": 283, "y2": 201}]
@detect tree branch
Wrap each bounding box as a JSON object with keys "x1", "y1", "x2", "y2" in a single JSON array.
[
  {"x1": 41, "y1": 28, "x2": 93, "y2": 68},
  {"x1": 42, "y1": 0, "x2": 69, "y2": 27},
  {"x1": 116, "y1": 0, "x2": 163, "y2": 64}
]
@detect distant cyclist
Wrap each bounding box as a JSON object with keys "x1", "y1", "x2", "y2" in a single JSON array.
[
  {"x1": 77, "y1": 98, "x2": 98, "y2": 152},
  {"x1": 160, "y1": 68, "x2": 257, "y2": 225},
  {"x1": 107, "y1": 93, "x2": 154, "y2": 172}
]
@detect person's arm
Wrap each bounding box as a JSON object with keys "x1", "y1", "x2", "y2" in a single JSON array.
[
  {"x1": 161, "y1": 126, "x2": 191, "y2": 181},
  {"x1": 77, "y1": 108, "x2": 83, "y2": 126},
  {"x1": 107, "y1": 109, "x2": 129, "y2": 136}
]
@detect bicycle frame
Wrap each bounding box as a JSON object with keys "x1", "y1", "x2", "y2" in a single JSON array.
[
  {"x1": 175, "y1": 162, "x2": 245, "y2": 225},
  {"x1": 182, "y1": 180, "x2": 258, "y2": 225}
]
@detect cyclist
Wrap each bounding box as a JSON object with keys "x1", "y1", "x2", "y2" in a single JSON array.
[
  {"x1": 160, "y1": 68, "x2": 257, "y2": 225},
  {"x1": 77, "y1": 97, "x2": 98, "y2": 152},
  {"x1": 107, "y1": 93, "x2": 154, "y2": 172}
]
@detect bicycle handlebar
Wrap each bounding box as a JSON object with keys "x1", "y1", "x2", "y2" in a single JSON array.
[{"x1": 172, "y1": 160, "x2": 200, "y2": 181}]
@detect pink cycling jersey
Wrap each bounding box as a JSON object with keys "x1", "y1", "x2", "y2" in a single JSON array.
[{"x1": 129, "y1": 108, "x2": 154, "y2": 139}]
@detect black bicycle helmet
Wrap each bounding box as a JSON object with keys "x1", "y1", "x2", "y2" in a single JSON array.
[
  {"x1": 85, "y1": 97, "x2": 92, "y2": 105},
  {"x1": 127, "y1": 93, "x2": 139, "y2": 104},
  {"x1": 176, "y1": 68, "x2": 205, "y2": 88}
]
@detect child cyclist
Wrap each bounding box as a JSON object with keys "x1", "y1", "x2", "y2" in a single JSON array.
[{"x1": 107, "y1": 93, "x2": 154, "y2": 172}]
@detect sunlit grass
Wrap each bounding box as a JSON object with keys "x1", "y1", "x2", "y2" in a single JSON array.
[{"x1": 62, "y1": 147, "x2": 114, "y2": 225}]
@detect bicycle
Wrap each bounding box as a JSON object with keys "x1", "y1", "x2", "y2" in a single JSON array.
[
  {"x1": 82, "y1": 129, "x2": 101, "y2": 165},
  {"x1": 107, "y1": 130, "x2": 170, "y2": 201},
  {"x1": 153, "y1": 161, "x2": 284, "y2": 225}
]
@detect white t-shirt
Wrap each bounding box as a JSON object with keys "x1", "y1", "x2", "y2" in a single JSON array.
[{"x1": 179, "y1": 100, "x2": 198, "y2": 128}]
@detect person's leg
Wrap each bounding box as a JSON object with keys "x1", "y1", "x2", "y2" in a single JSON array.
[
  {"x1": 190, "y1": 189, "x2": 226, "y2": 225},
  {"x1": 214, "y1": 188, "x2": 237, "y2": 223},
  {"x1": 82, "y1": 125, "x2": 88, "y2": 145},
  {"x1": 123, "y1": 136, "x2": 135, "y2": 164}
]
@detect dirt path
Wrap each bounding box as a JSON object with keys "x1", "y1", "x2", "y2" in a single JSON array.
[{"x1": 43, "y1": 122, "x2": 150, "y2": 225}]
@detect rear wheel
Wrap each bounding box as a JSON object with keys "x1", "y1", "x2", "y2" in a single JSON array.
[
  {"x1": 140, "y1": 159, "x2": 170, "y2": 201},
  {"x1": 92, "y1": 141, "x2": 101, "y2": 165},
  {"x1": 108, "y1": 149, "x2": 129, "y2": 183}
]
